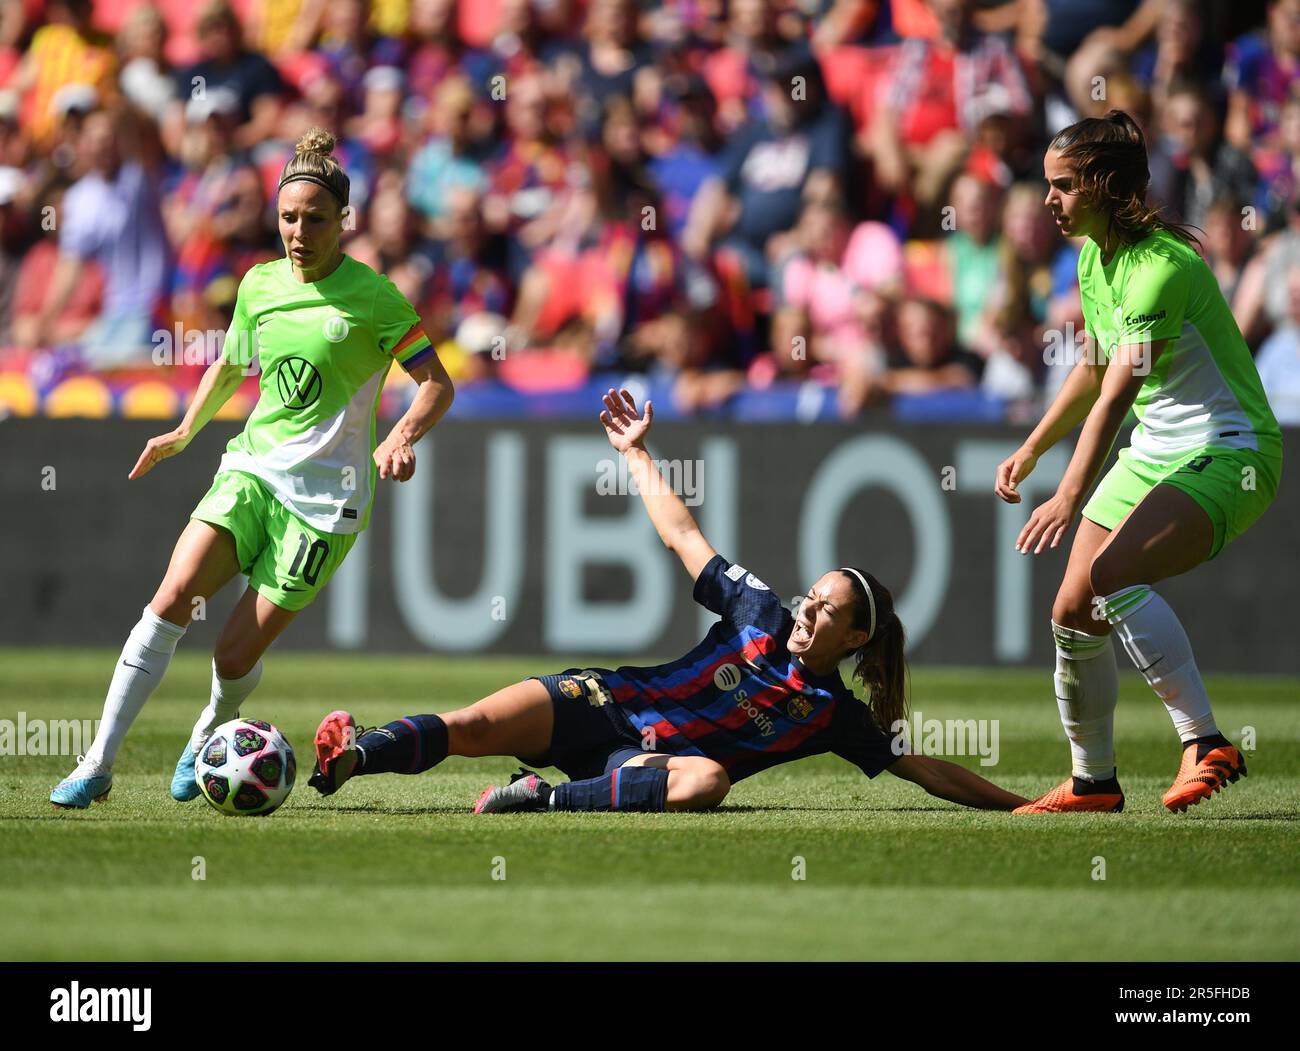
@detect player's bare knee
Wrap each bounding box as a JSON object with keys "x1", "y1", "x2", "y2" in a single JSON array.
[
  {"x1": 149, "y1": 589, "x2": 193, "y2": 626},
  {"x1": 677, "y1": 763, "x2": 729, "y2": 809},
  {"x1": 445, "y1": 708, "x2": 491, "y2": 757},
  {"x1": 213, "y1": 647, "x2": 256, "y2": 680},
  {"x1": 1088, "y1": 554, "x2": 1125, "y2": 602},
  {"x1": 1051, "y1": 586, "x2": 1096, "y2": 631}
]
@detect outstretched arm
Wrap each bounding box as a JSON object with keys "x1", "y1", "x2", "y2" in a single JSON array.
[
  {"x1": 373, "y1": 346, "x2": 455, "y2": 482},
  {"x1": 600, "y1": 388, "x2": 716, "y2": 582},
  {"x1": 889, "y1": 754, "x2": 1028, "y2": 810}
]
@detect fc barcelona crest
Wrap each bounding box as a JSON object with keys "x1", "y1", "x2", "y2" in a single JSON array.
[
  {"x1": 787, "y1": 696, "x2": 813, "y2": 721},
  {"x1": 558, "y1": 678, "x2": 582, "y2": 699}
]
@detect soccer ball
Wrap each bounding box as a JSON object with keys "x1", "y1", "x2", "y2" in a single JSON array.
[{"x1": 195, "y1": 718, "x2": 296, "y2": 816}]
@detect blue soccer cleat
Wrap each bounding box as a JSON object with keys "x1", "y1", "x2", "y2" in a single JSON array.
[
  {"x1": 170, "y1": 741, "x2": 201, "y2": 801},
  {"x1": 51, "y1": 756, "x2": 113, "y2": 810}
]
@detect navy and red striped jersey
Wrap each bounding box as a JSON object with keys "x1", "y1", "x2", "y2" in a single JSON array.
[{"x1": 591, "y1": 555, "x2": 900, "y2": 783}]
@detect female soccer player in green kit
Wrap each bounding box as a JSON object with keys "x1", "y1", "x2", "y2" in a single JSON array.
[
  {"x1": 995, "y1": 110, "x2": 1282, "y2": 814},
  {"x1": 51, "y1": 129, "x2": 455, "y2": 808}
]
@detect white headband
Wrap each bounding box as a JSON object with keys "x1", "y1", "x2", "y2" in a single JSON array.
[{"x1": 840, "y1": 567, "x2": 876, "y2": 642}]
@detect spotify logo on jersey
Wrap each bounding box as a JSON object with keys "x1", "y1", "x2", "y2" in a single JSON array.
[
  {"x1": 323, "y1": 315, "x2": 350, "y2": 342},
  {"x1": 276, "y1": 356, "x2": 322, "y2": 409},
  {"x1": 713, "y1": 664, "x2": 741, "y2": 691}
]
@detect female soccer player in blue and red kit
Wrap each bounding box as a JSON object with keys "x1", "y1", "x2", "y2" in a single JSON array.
[{"x1": 307, "y1": 390, "x2": 1028, "y2": 813}]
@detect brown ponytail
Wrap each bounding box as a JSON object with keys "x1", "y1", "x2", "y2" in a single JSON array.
[
  {"x1": 840, "y1": 569, "x2": 910, "y2": 734},
  {"x1": 278, "y1": 127, "x2": 350, "y2": 210},
  {"x1": 1049, "y1": 108, "x2": 1202, "y2": 252}
]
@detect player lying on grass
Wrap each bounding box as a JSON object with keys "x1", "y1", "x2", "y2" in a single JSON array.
[
  {"x1": 308, "y1": 389, "x2": 1029, "y2": 813},
  {"x1": 50, "y1": 128, "x2": 454, "y2": 809},
  {"x1": 994, "y1": 110, "x2": 1282, "y2": 814}
]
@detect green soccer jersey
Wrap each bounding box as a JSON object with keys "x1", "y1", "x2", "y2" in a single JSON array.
[
  {"x1": 1078, "y1": 227, "x2": 1282, "y2": 466},
  {"x1": 219, "y1": 254, "x2": 434, "y2": 534}
]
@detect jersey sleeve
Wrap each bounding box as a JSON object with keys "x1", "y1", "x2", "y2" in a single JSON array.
[
  {"x1": 692, "y1": 554, "x2": 788, "y2": 633},
  {"x1": 830, "y1": 698, "x2": 902, "y2": 779},
  {"x1": 220, "y1": 271, "x2": 257, "y2": 369},
  {"x1": 1118, "y1": 248, "x2": 1189, "y2": 345},
  {"x1": 374, "y1": 275, "x2": 435, "y2": 373}
]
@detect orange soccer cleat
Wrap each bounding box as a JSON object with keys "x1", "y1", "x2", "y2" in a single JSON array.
[
  {"x1": 1163, "y1": 740, "x2": 1247, "y2": 813},
  {"x1": 308, "y1": 710, "x2": 367, "y2": 796},
  {"x1": 1013, "y1": 776, "x2": 1125, "y2": 814}
]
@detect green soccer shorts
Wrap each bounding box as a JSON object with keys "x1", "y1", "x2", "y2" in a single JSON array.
[
  {"x1": 1082, "y1": 445, "x2": 1281, "y2": 559},
  {"x1": 191, "y1": 471, "x2": 357, "y2": 611}
]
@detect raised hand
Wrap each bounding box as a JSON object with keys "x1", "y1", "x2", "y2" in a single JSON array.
[{"x1": 599, "y1": 388, "x2": 653, "y2": 453}]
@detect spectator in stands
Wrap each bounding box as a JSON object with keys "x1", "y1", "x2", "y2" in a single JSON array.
[
  {"x1": 880, "y1": 296, "x2": 982, "y2": 394},
  {"x1": 425, "y1": 185, "x2": 513, "y2": 348},
  {"x1": 166, "y1": 0, "x2": 285, "y2": 155},
  {"x1": 1150, "y1": 83, "x2": 1256, "y2": 230},
  {"x1": 1131, "y1": 0, "x2": 1223, "y2": 110},
  {"x1": 1203, "y1": 196, "x2": 1257, "y2": 310},
  {"x1": 483, "y1": 69, "x2": 576, "y2": 278},
  {"x1": 29, "y1": 106, "x2": 169, "y2": 367},
  {"x1": 1223, "y1": 0, "x2": 1300, "y2": 164},
  {"x1": 646, "y1": 74, "x2": 726, "y2": 241},
  {"x1": 0, "y1": 165, "x2": 28, "y2": 343},
  {"x1": 347, "y1": 65, "x2": 405, "y2": 161},
  {"x1": 1255, "y1": 265, "x2": 1300, "y2": 425},
  {"x1": 567, "y1": 0, "x2": 655, "y2": 135},
  {"x1": 868, "y1": 0, "x2": 1032, "y2": 223},
  {"x1": 172, "y1": 162, "x2": 274, "y2": 347},
  {"x1": 166, "y1": 89, "x2": 275, "y2": 341},
  {"x1": 311, "y1": 0, "x2": 404, "y2": 113},
  {"x1": 405, "y1": 0, "x2": 470, "y2": 100},
  {"x1": 407, "y1": 75, "x2": 488, "y2": 225},
  {"x1": 1066, "y1": 0, "x2": 1222, "y2": 118},
  {"x1": 11, "y1": 0, "x2": 116, "y2": 149},
  {"x1": 776, "y1": 197, "x2": 902, "y2": 367},
  {"x1": 944, "y1": 172, "x2": 1005, "y2": 351},
  {"x1": 701, "y1": 0, "x2": 790, "y2": 132},
  {"x1": 974, "y1": 181, "x2": 1058, "y2": 401},
  {"x1": 1255, "y1": 92, "x2": 1300, "y2": 230},
  {"x1": 1234, "y1": 196, "x2": 1300, "y2": 349},
  {"x1": 683, "y1": 49, "x2": 849, "y2": 289},
  {"x1": 117, "y1": 5, "x2": 176, "y2": 123},
  {"x1": 8, "y1": 190, "x2": 105, "y2": 353}
]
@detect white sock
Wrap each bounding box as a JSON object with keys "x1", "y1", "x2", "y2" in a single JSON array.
[
  {"x1": 1052, "y1": 622, "x2": 1119, "y2": 780},
  {"x1": 83, "y1": 606, "x2": 187, "y2": 771},
  {"x1": 188, "y1": 659, "x2": 264, "y2": 752},
  {"x1": 1101, "y1": 585, "x2": 1218, "y2": 743}
]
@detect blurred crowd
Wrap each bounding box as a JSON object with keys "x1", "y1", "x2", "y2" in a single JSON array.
[{"x1": 0, "y1": 0, "x2": 1298, "y2": 422}]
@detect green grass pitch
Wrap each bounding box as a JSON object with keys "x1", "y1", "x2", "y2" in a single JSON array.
[{"x1": 1, "y1": 649, "x2": 1297, "y2": 961}]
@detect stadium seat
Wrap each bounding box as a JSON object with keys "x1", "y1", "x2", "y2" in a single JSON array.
[
  {"x1": 120, "y1": 380, "x2": 181, "y2": 419},
  {"x1": 0, "y1": 371, "x2": 38, "y2": 416},
  {"x1": 43, "y1": 376, "x2": 113, "y2": 418}
]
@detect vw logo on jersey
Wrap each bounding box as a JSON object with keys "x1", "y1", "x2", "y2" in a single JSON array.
[
  {"x1": 323, "y1": 314, "x2": 350, "y2": 343},
  {"x1": 713, "y1": 664, "x2": 742, "y2": 691},
  {"x1": 276, "y1": 356, "x2": 322, "y2": 409}
]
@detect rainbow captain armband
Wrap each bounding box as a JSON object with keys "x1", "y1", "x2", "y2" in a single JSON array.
[{"x1": 390, "y1": 325, "x2": 435, "y2": 373}]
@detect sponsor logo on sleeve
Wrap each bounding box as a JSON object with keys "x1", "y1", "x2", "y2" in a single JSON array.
[
  {"x1": 744, "y1": 573, "x2": 769, "y2": 591},
  {"x1": 725, "y1": 564, "x2": 747, "y2": 581}
]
